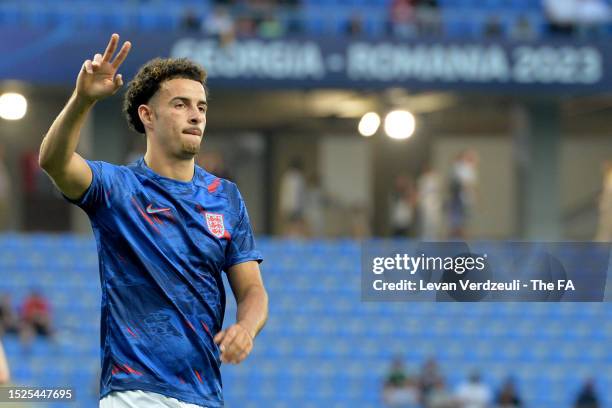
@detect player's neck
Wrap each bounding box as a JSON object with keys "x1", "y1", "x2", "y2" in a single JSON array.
[{"x1": 143, "y1": 150, "x2": 195, "y2": 182}]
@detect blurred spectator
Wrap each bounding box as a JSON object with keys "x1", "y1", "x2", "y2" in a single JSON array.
[
  {"x1": 259, "y1": 13, "x2": 285, "y2": 39},
  {"x1": 427, "y1": 378, "x2": 459, "y2": 408},
  {"x1": 543, "y1": 0, "x2": 577, "y2": 35},
  {"x1": 383, "y1": 356, "x2": 420, "y2": 408},
  {"x1": 304, "y1": 174, "x2": 326, "y2": 237},
  {"x1": 420, "y1": 357, "x2": 444, "y2": 399},
  {"x1": 19, "y1": 290, "x2": 53, "y2": 346},
  {"x1": 345, "y1": 13, "x2": 364, "y2": 37},
  {"x1": 510, "y1": 15, "x2": 536, "y2": 41},
  {"x1": 595, "y1": 160, "x2": 612, "y2": 241},
  {"x1": 389, "y1": 0, "x2": 417, "y2": 38},
  {"x1": 181, "y1": 8, "x2": 201, "y2": 31},
  {"x1": 575, "y1": 0, "x2": 611, "y2": 38},
  {"x1": 279, "y1": 158, "x2": 307, "y2": 237},
  {"x1": 574, "y1": 378, "x2": 599, "y2": 408},
  {"x1": 484, "y1": 16, "x2": 503, "y2": 38},
  {"x1": 415, "y1": 0, "x2": 441, "y2": 37},
  {"x1": 0, "y1": 144, "x2": 11, "y2": 231},
  {"x1": 235, "y1": 15, "x2": 258, "y2": 37},
  {"x1": 389, "y1": 174, "x2": 417, "y2": 237},
  {"x1": 455, "y1": 371, "x2": 492, "y2": 408},
  {"x1": 448, "y1": 150, "x2": 479, "y2": 239},
  {"x1": 0, "y1": 340, "x2": 9, "y2": 384},
  {"x1": 385, "y1": 356, "x2": 408, "y2": 387},
  {"x1": 417, "y1": 165, "x2": 443, "y2": 240},
  {"x1": 0, "y1": 295, "x2": 19, "y2": 337},
  {"x1": 204, "y1": 6, "x2": 235, "y2": 46},
  {"x1": 495, "y1": 377, "x2": 523, "y2": 408}
]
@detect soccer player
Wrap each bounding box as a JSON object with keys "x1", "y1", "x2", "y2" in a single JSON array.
[{"x1": 38, "y1": 33, "x2": 268, "y2": 408}]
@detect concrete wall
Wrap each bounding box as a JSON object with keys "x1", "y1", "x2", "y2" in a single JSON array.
[{"x1": 561, "y1": 135, "x2": 612, "y2": 239}]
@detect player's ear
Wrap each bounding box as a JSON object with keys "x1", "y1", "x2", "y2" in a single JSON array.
[{"x1": 138, "y1": 104, "x2": 154, "y2": 129}]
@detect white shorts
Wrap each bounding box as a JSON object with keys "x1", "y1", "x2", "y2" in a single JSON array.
[{"x1": 100, "y1": 390, "x2": 207, "y2": 408}]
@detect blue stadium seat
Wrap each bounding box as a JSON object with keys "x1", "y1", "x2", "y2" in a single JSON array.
[{"x1": 2, "y1": 235, "x2": 612, "y2": 407}]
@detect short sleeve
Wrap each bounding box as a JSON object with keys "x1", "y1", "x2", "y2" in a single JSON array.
[
  {"x1": 62, "y1": 160, "x2": 117, "y2": 214},
  {"x1": 224, "y1": 187, "x2": 263, "y2": 270}
]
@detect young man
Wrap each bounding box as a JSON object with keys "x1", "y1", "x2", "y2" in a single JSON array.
[{"x1": 39, "y1": 34, "x2": 268, "y2": 408}]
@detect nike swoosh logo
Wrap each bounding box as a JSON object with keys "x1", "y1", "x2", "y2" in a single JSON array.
[{"x1": 146, "y1": 204, "x2": 171, "y2": 214}]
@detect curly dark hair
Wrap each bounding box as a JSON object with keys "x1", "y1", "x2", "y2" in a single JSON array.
[{"x1": 123, "y1": 58, "x2": 208, "y2": 134}]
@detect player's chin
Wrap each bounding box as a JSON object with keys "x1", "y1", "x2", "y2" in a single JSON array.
[{"x1": 180, "y1": 141, "x2": 201, "y2": 157}]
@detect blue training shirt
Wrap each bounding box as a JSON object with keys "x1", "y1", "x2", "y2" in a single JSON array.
[{"x1": 64, "y1": 157, "x2": 263, "y2": 407}]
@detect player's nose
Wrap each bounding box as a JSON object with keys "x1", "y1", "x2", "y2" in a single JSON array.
[{"x1": 188, "y1": 111, "x2": 203, "y2": 125}]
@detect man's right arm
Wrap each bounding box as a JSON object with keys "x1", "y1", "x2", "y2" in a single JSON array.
[
  {"x1": 38, "y1": 93, "x2": 95, "y2": 200},
  {"x1": 38, "y1": 33, "x2": 131, "y2": 201}
]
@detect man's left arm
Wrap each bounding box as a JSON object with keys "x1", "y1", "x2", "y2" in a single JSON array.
[{"x1": 214, "y1": 261, "x2": 268, "y2": 364}]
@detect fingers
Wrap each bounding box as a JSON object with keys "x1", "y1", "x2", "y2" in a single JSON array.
[
  {"x1": 92, "y1": 53, "x2": 102, "y2": 70},
  {"x1": 221, "y1": 326, "x2": 239, "y2": 345},
  {"x1": 236, "y1": 322, "x2": 254, "y2": 341},
  {"x1": 84, "y1": 53, "x2": 102, "y2": 74},
  {"x1": 213, "y1": 330, "x2": 226, "y2": 345},
  {"x1": 112, "y1": 41, "x2": 132, "y2": 69},
  {"x1": 114, "y1": 74, "x2": 123, "y2": 89},
  {"x1": 237, "y1": 350, "x2": 249, "y2": 362},
  {"x1": 224, "y1": 336, "x2": 252, "y2": 364},
  {"x1": 83, "y1": 60, "x2": 93, "y2": 74},
  {"x1": 217, "y1": 325, "x2": 253, "y2": 364},
  {"x1": 102, "y1": 33, "x2": 119, "y2": 63}
]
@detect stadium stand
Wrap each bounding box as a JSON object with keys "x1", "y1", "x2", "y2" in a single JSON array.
[
  {"x1": 0, "y1": 0, "x2": 564, "y2": 39},
  {"x1": 0, "y1": 234, "x2": 610, "y2": 407}
]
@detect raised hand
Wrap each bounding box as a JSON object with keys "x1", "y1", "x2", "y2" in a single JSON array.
[{"x1": 76, "y1": 33, "x2": 131, "y2": 102}]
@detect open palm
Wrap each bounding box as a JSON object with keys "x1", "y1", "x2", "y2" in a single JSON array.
[{"x1": 76, "y1": 33, "x2": 131, "y2": 101}]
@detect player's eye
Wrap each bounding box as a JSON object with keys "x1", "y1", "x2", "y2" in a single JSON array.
[
  {"x1": 175, "y1": 103, "x2": 185, "y2": 108},
  {"x1": 199, "y1": 107, "x2": 206, "y2": 113}
]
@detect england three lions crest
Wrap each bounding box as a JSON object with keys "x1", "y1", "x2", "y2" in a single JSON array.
[{"x1": 205, "y1": 212, "x2": 225, "y2": 238}]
